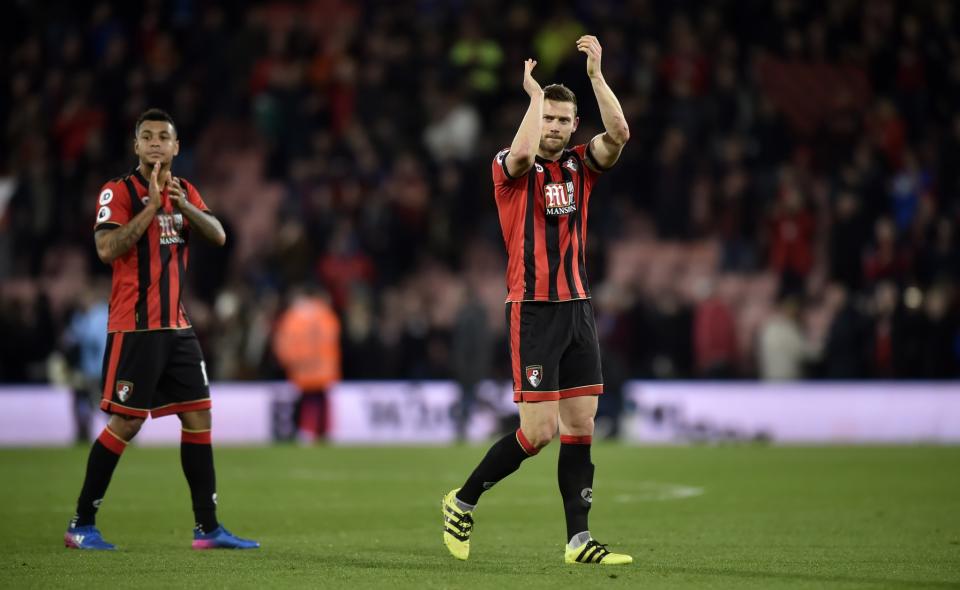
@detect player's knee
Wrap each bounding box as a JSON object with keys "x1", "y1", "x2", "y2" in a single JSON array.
[
  {"x1": 564, "y1": 414, "x2": 595, "y2": 436},
  {"x1": 526, "y1": 424, "x2": 558, "y2": 449},
  {"x1": 108, "y1": 414, "x2": 144, "y2": 441},
  {"x1": 179, "y1": 409, "x2": 211, "y2": 430}
]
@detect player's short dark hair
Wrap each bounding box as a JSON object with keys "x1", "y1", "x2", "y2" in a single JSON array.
[
  {"x1": 543, "y1": 84, "x2": 577, "y2": 115},
  {"x1": 135, "y1": 108, "x2": 177, "y2": 136}
]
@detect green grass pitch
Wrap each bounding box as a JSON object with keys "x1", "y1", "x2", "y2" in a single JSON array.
[{"x1": 1, "y1": 444, "x2": 959, "y2": 588}]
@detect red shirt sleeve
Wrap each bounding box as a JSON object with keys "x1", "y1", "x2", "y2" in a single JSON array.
[
  {"x1": 492, "y1": 148, "x2": 526, "y2": 187},
  {"x1": 181, "y1": 179, "x2": 210, "y2": 212},
  {"x1": 571, "y1": 143, "x2": 603, "y2": 194},
  {"x1": 93, "y1": 180, "x2": 131, "y2": 231}
]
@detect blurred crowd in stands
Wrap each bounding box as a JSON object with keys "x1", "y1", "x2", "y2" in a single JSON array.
[{"x1": 2, "y1": 0, "x2": 959, "y2": 395}]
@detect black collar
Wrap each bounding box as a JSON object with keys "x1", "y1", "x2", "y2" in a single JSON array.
[
  {"x1": 131, "y1": 167, "x2": 149, "y2": 188},
  {"x1": 535, "y1": 151, "x2": 568, "y2": 164}
]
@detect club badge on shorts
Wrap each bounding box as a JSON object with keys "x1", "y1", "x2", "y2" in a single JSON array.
[
  {"x1": 116, "y1": 380, "x2": 134, "y2": 403},
  {"x1": 525, "y1": 365, "x2": 543, "y2": 388}
]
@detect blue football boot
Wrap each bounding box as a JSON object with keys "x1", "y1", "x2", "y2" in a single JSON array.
[
  {"x1": 64, "y1": 524, "x2": 116, "y2": 550},
  {"x1": 192, "y1": 525, "x2": 260, "y2": 549}
]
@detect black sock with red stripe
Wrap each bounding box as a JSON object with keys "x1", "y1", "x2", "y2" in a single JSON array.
[
  {"x1": 558, "y1": 435, "x2": 594, "y2": 542},
  {"x1": 180, "y1": 430, "x2": 219, "y2": 533},
  {"x1": 457, "y1": 428, "x2": 539, "y2": 506},
  {"x1": 72, "y1": 428, "x2": 128, "y2": 527}
]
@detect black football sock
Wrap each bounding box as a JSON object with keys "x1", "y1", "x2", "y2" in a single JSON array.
[
  {"x1": 457, "y1": 428, "x2": 539, "y2": 506},
  {"x1": 180, "y1": 429, "x2": 219, "y2": 533},
  {"x1": 558, "y1": 435, "x2": 594, "y2": 542},
  {"x1": 72, "y1": 428, "x2": 128, "y2": 527}
]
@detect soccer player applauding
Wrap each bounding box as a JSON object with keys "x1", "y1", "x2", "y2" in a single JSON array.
[
  {"x1": 442, "y1": 36, "x2": 632, "y2": 565},
  {"x1": 64, "y1": 109, "x2": 258, "y2": 551}
]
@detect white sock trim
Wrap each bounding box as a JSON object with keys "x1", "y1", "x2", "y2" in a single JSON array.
[{"x1": 568, "y1": 530, "x2": 591, "y2": 549}]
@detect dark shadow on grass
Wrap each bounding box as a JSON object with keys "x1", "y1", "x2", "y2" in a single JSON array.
[{"x1": 653, "y1": 565, "x2": 959, "y2": 588}]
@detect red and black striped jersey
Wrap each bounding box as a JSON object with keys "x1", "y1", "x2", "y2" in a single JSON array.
[
  {"x1": 492, "y1": 144, "x2": 603, "y2": 303},
  {"x1": 93, "y1": 168, "x2": 210, "y2": 333}
]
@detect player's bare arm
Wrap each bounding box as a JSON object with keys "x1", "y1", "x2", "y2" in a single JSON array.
[
  {"x1": 94, "y1": 162, "x2": 163, "y2": 263},
  {"x1": 167, "y1": 177, "x2": 227, "y2": 246},
  {"x1": 577, "y1": 36, "x2": 630, "y2": 171},
  {"x1": 504, "y1": 59, "x2": 544, "y2": 178}
]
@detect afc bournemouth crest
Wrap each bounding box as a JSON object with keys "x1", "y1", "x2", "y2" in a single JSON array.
[
  {"x1": 525, "y1": 365, "x2": 543, "y2": 388},
  {"x1": 116, "y1": 380, "x2": 134, "y2": 403}
]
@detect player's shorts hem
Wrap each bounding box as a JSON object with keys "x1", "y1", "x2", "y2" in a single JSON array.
[
  {"x1": 504, "y1": 296, "x2": 592, "y2": 304},
  {"x1": 514, "y1": 390, "x2": 560, "y2": 402},
  {"x1": 513, "y1": 384, "x2": 604, "y2": 403},
  {"x1": 100, "y1": 400, "x2": 149, "y2": 418},
  {"x1": 106, "y1": 325, "x2": 194, "y2": 334},
  {"x1": 151, "y1": 398, "x2": 212, "y2": 418},
  {"x1": 559, "y1": 384, "x2": 604, "y2": 398}
]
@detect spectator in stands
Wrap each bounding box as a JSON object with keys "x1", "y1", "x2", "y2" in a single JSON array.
[
  {"x1": 863, "y1": 217, "x2": 913, "y2": 286},
  {"x1": 822, "y1": 285, "x2": 871, "y2": 379},
  {"x1": 692, "y1": 277, "x2": 738, "y2": 379},
  {"x1": 767, "y1": 172, "x2": 815, "y2": 296},
  {"x1": 917, "y1": 283, "x2": 960, "y2": 378},
  {"x1": 869, "y1": 281, "x2": 900, "y2": 378},
  {"x1": 758, "y1": 293, "x2": 818, "y2": 380},
  {"x1": 828, "y1": 192, "x2": 870, "y2": 290}
]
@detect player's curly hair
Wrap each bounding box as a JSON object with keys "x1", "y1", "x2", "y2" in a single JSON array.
[
  {"x1": 543, "y1": 84, "x2": 577, "y2": 115},
  {"x1": 135, "y1": 108, "x2": 177, "y2": 136}
]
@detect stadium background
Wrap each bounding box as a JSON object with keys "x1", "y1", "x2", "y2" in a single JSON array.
[
  {"x1": 2, "y1": 1, "x2": 960, "y2": 588},
  {"x1": 4, "y1": 0, "x2": 958, "y2": 389}
]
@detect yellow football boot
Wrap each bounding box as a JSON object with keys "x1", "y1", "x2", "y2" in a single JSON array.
[
  {"x1": 441, "y1": 488, "x2": 473, "y2": 560},
  {"x1": 565, "y1": 539, "x2": 633, "y2": 565}
]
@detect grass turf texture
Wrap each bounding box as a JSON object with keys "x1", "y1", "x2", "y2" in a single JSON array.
[{"x1": 1, "y1": 444, "x2": 958, "y2": 589}]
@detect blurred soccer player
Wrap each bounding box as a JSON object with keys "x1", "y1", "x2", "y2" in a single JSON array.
[
  {"x1": 442, "y1": 36, "x2": 632, "y2": 565},
  {"x1": 64, "y1": 109, "x2": 258, "y2": 550}
]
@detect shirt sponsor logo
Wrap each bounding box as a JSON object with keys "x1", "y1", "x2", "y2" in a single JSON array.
[
  {"x1": 99, "y1": 188, "x2": 114, "y2": 205},
  {"x1": 97, "y1": 206, "x2": 112, "y2": 222},
  {"x1": 544, "y1": 182, "x2": 576, "y2": 216},
  {"x1": 158, "y1": 213, "x2": 185, "y2": 245}
]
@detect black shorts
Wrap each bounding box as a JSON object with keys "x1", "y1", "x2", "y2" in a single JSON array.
[
  {"x1": 100, "y1": 328, "x2": 211, "y2": 419},
  {"x1": 506, "y1": 299, "x2": 604, "y2": 402}
]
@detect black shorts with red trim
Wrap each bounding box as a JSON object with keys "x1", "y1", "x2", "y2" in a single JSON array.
[
  {"x1": 100, "y1": 327, "x2": 211, "y2": 418},
  {"x1": 506, "y1": 299, "x2": 603, "y2": 402}
]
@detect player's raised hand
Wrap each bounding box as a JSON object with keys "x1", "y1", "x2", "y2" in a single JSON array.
[
  {"x1": 522, "y1": 59, "x2": 542, "y2": 97},
  {"x1": 577, "y1": 35, "x2": 602, "y2": 80},
  {"x1": 167, "y1": 177, "x2": 186, "y2": 209},
  {"x1": 147, "y1": 162, "x2": 163, "y2": 211}
]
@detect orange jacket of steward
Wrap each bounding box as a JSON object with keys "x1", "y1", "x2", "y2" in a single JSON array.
[{"x1": 273, "y1": 297, "x2": 341, "y2": 392}]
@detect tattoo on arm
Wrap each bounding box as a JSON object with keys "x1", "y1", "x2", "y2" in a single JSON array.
[
  {"x1": 178, "y1": 200, "x2": 226, "y2": 245},
  {"x1": 97, "y1": 206, "x2": 156, "y2": 261}
]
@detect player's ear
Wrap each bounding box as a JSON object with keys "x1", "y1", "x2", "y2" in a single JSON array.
[
  {"x1": 173, "y1": 139, "x2": 180, "y2": 157},
  {"x1": 573, "y1": 116, "x2": 580, "y2": 132}
]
